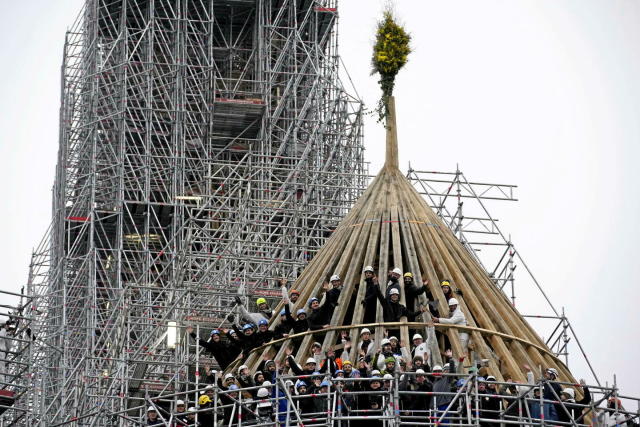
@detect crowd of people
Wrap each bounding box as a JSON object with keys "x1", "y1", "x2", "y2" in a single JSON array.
[
  {"x1": 151, "y1": 268, "x2": 634, "y2": 426},
  {"x1": 186, "y1": 268, "x2": 467, "y2": 372}
]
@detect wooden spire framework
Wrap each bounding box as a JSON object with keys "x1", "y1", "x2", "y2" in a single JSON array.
[{"x1": 234, "y1": 97, "x2": 576, "y2": 384}]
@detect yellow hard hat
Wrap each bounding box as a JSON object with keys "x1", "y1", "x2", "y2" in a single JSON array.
[
  {"x1": 441, "y1": 280, "x2": 451, "y2": 287},
  {"x1": 199, "y1": 395, "x2": 211, "y2": 405},
  {"x1": 403, "y1": 272, "x2": 413, "y2": 278},
  {"x1": 256, "y1": 297, "x2": 267, "y2": 306}
]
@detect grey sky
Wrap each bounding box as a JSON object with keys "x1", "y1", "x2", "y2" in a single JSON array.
[{"x1": 1, "y1": 1, "x2": 638, "y2": 398}]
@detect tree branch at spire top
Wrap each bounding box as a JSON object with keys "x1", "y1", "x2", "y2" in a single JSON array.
[{"x1": 371, "y1": 8, "x2": 411, "y2": 122}]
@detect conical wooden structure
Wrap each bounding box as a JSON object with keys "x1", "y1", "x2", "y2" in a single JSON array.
[{"x1": 235, "y1": 97, "x2": 575, "y2": 384}]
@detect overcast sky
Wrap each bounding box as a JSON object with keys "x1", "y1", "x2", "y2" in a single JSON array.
[{"x1": 1, "y1": 1, "x2": 638, "y2": 399}]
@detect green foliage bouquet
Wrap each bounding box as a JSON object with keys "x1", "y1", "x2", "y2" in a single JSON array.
[{"x1": 371, "y1": 10, "x2": 411, "y2": 121}]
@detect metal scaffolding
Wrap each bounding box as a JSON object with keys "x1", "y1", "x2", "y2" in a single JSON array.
[
  {"x1": 1, "y1": 1, "x2": 636, "y2": 426},
  {"x1": 2, "y1": 0, "x2": 366, "y2": 425},
  {"x1": 406, "y1": 166, "x2": 599, "y2": 384}
]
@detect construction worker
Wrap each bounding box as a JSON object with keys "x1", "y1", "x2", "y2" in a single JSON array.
[
  {"x1": 255, "y1": 319, "x2": 275, "y2": 345},
  {"x1": 235, "y1": 295, "x2": 273, "y2": 325},
  {"x1": 432, "y1": 298, "x2": 469, "y2": 351},
  {"x1": 361, "y1": 266, "x2": 379, "y2": 324},
  {"x1": 543, "y1": 367, "x2": 562, "y2": 422},
  {"x1": 292, "y1": 308, "x2": 309, "y2": 334},
  {"x1": 289, "y1": 289, "x2": 300, "y2": 304},
  {"x1": 185, "y1": 326, "x2": 238, "y2": 370},
  {"x1": 357, "y1": 328, "x2": 376, "y2": 361},
  {"x1": 375, "y1": 285, "x2": 427, "y2": 335},
  {"x1": 274, "y1": 307, "x2": 293, "y2": 339},
  {"x1": 256, "y1": 387, "x2": 274, "y2": 422},
  {"x1": 174, "y1": 400, "x2": 188, "y2": 425},
  {"x1": 324, "y1": 274, "x2": 342, "y2": 320},
  {"x1": 307, "y1": 296, "x2": 333, "y2": 330},
  {"x1": 384, "y1": 267, "x2": 404, "y2": 299},
  {"x1": 145, "y1": 406, "x2": 162, "y2": 426},
  {"x1": 400, "y1": 368, "x2": 433, "y2": 416},
  {"x1": 286, "y1": 351, "x2": 324, "y2": 376},
  {"x1": 411, "y1": 324, "x2": 437, "y2": 367},
  {"x1": 433, "y1": 353, "x2": 458, "y2": 422},
  {"x1": 440, "y1": 279, "x2": 463, "y2": 301},
  {"x1": 232, "y1": 323, "x2": 261, "y2": 355},
  {"x1": 558, "y1": 379, "x2": 591, "y2": 424},
  {"x1": 402, "y1": 272, "x2": 431, "y2": 320}
]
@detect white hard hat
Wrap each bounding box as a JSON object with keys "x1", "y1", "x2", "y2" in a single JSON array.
[
  {"x1": 176, "y1": 399, "x2": 185, "y2": 405},
  {"x1": 415, "y1": 369, "x2": 426, "y2": 374},
  {"x1": 205, "y1": 385, "x2": 213, "y2": 390},
  {"x1": 383, "y1": 374, "x2": 393, "y2": 380},
  {"x1": 389, "y1": 288, "x2": 400, "y2": 295},
  {"x1": 412, "y1": 333, "x2": 423, "y2": 340},
  {"x1": 392, "y1": 267, "x2": 402, "y2": 275},
  {"x1": 364, "y1": 266, "x2": 374, "y2": 273},
  {"x1": 257, "y1": 387, "x2": 270, "y2": 397},
  {"x1": 389, "y1": 336, "x2": 398, "y2": 342},
  {"x1": 433, "y1": 365, "x2": 443, "y2": 372},
  {"x1": 546, "y1": 368, "x2": 559, "y2": 378},
  {"x1": 188, "y1": 407, "x2": 196, "y2": 412},
  {"x1": 147, "y1": 406, "x2": 156, "y2": 412},
  {"x1": 238, "y1": 364, "x2": 249, "y2": 373},
  {"x1": 262, "y1": 380, "x2": 272, "y2": 386},
  {"x1": 381, "y1": 338, "x2": 391, "y2": 345},
  {"x1": 486, "y1": 376, "x2": 496, "y2": 382},
  {"x1": 562, "y1": 388, "x2": 575, "y2": 399},
  {"x1": 360, "y1": 328, "x2": 371, "y2": 335},
  {"x1": 306, "y1": 357, "x2": 317, "y2": 365},
  {"x1": 448, "y1": 298, "x2": 459, "y2": 306},
  {"x1": 330, "y1": 274, "x2": 340, "y2": 282},
  {"x1": 224, "y1": 373, "x2": 235, "y2": 380},
  {"x1": 371, "y1": 369, "x2": 381, "y2": 376}
]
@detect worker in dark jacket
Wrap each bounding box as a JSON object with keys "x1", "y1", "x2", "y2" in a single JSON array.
[
  {"x1": 292, "y1": 308, "x2": 309, "y2": 334},
  {"x1": 233, "y1": 323, "x2": 261, "y2": 355},
  {"x1": 326, "y1": 274, "x2": 342, "y2": 307},
  {"x1": 543, "y1": 367, "x2": 563, "y2": 422},
  {"x1": 186, "y1": 326, "x2": 237, "y2": 370},
  {"x1": 145, "y1": 406, "x2": 163, "y2": 426},
  {"x1": 376, "y1": 285, "x2": 426, "y2": 323},
  {"x1": 558, "y1": 379, "x2": 591, "y2": 424},
  {"x1": 400, "y1": 368, "x2": 433, "y2": 415},
  {"x1": 307, "y1": 296, "x2": 333, "y2": 330},
  {"x1": 476, "y1": 377, "x2": 501, "y2": 427},
  {"x1": 361, "y1": 266, "x2": 379, "y2": 324},
  {"x1": 274, "y1": 306, "x2": 294, "y2": 339},
  {"x1": 401, "y1": 273, "x2": 430, "y2": 320},
  {"x1": 255, "y1": 319, "x2": 275, "y2": 346}
]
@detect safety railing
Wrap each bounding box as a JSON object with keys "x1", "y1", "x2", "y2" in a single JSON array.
[{"x1": 112, "y1": 371, "x2": 640, "y2": 426}]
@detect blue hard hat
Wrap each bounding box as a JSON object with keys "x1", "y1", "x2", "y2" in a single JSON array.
[
  {"x1": 334, "y1": 370, "x2": 344, "y2": 376},
  {"x1": 258, "y1": 319, "x2": 268, "y2": 326},
  {"x1": 456, "y1": 379, "x2": 467, "y2": 388},
  {"x1": 308, "y1": 297, "x2": 319, "y2": 307},
  {"x1": 229, "y1": 329, "x2": 237, "y2": 335},
  {"x1": 320, "y1": 380, "x2": 330, "y2": 387},
  {"x1": 280, "y1": 309, "x2": 286, "y2": 316},
  {"x1": 228, "y1": 384, "x2": 239, "y2": 391},
  {"x1": 477, "y1": 377, "x2": 486, "y2": 382},
  {"x1": 296, "y1": 309, "x2": 306, "y2": 316},
  {"x1": 295, "y1": 380, "x2": 307, "y2": 389},
  {"x1": 243, "y1": 324, "x2": 254, "y2": 331},
  {"x1": 210, "y1": 329, "x2": 220, "y2": 335}
]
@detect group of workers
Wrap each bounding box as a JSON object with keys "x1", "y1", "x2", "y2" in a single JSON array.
[{"x1": 161, "y1": 267, "x2": 632, "y2": 426}]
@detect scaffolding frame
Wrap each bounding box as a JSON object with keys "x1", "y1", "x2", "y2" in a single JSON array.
[
  {"x1": 406, "y1": 165, "x2": 599, "y2": 385},
  {"x1": 1, "y1": 1, "x2": 366, "y2": 425},
  {"x1": 0, "y1": 1, "x2": 634, "y2": 425}
]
